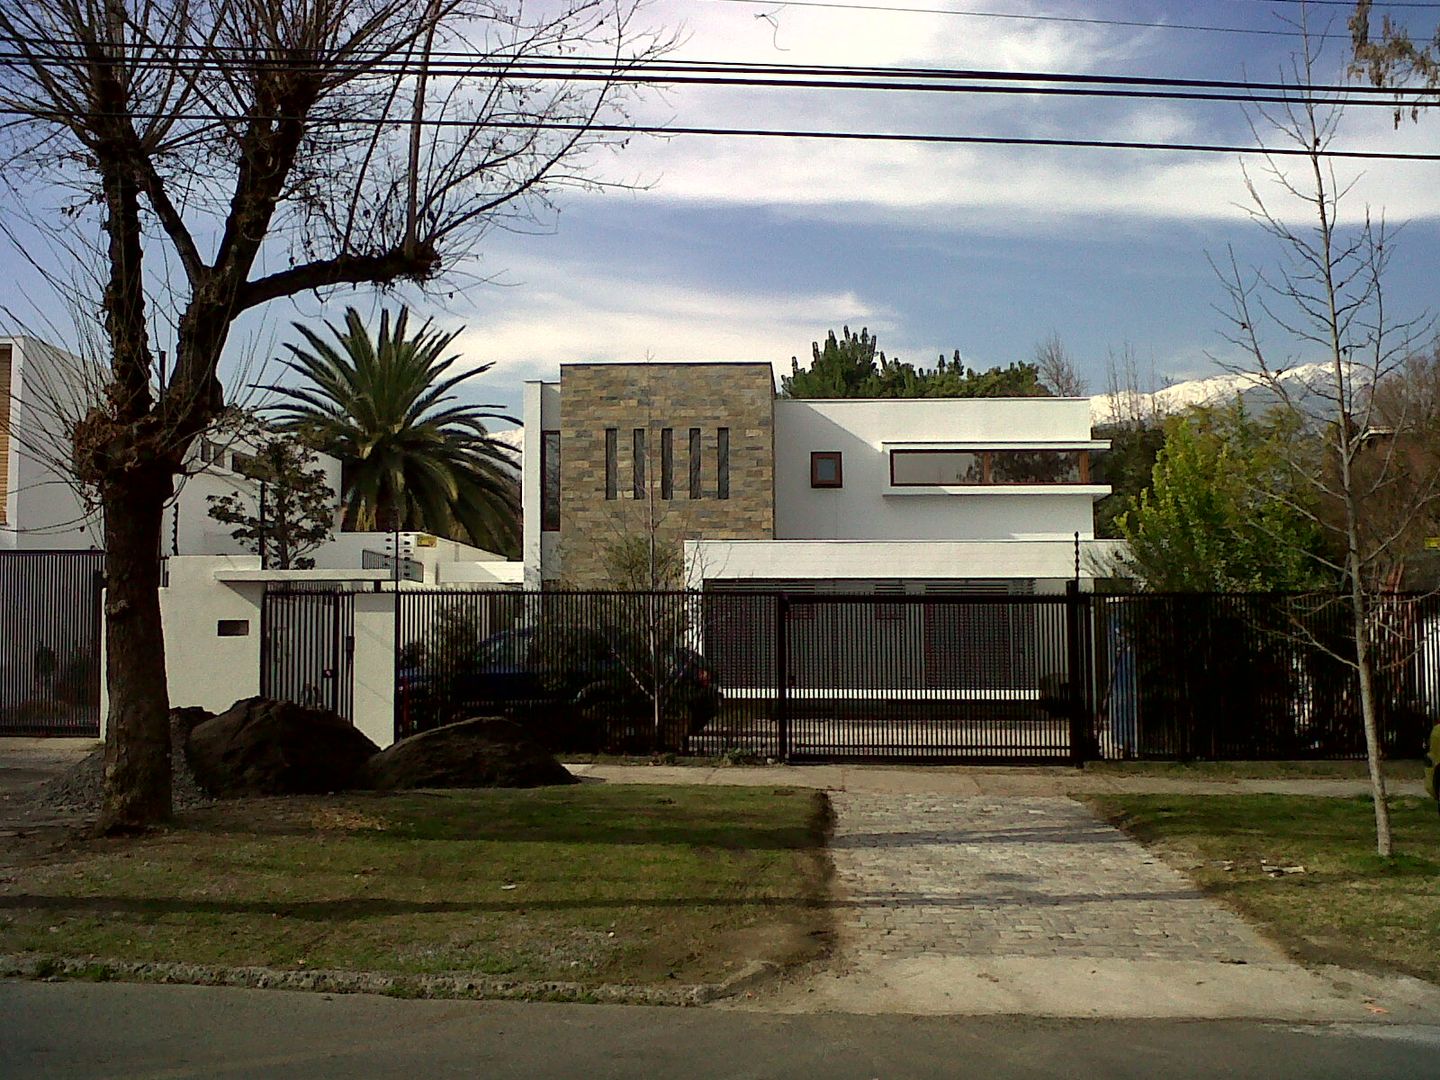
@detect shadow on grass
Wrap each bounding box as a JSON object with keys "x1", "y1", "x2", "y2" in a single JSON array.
[{"x1": 0, "y1": 885, "x2": 1211, "y2": 921}]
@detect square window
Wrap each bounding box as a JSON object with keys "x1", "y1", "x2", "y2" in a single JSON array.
[{"x1": 811, "y1": 451, "x2": 843, "y2": 488}]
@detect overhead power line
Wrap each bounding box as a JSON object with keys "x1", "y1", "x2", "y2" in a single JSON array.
[
  {"x1": 3, "y1": 105, "x2": 1436, "y2": 160},
  {"x1": 2, "y1": 44, "x2": 1438, "y2": 97}
]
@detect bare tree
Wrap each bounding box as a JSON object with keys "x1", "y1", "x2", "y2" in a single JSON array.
[
  {"x1": 1033, "y1": 331, "x2": 1087, "y2": 397},
  {"x1": 0, "y1": 0, "x2": 670, "y2": 832},
  {"x1": 1213, "y1": 30, "x2": 1437, "y2": 857}
]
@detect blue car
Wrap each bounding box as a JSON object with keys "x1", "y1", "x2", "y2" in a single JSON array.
[{"x1": 398, "y1": 626, "x2": 720, "y2": 749}]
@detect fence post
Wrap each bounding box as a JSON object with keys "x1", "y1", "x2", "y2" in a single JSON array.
[
  {"x1": 776, "y1": 593, "x2": 790, "y2": 761},
  {"x1": 1066, "y1": 580, "x2": 1088, "y2": 767}
]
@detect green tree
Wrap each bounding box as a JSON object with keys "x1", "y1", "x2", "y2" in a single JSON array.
[
  {"x1": 206, "y1": 436, "x2": 335, "y2": 570},
  {"x1": 781, "y1": 326, "x2": 884, "y2": 397},
  {"x1": 264, "y1": 307, "x2": 520, "y2": 555},
  {"x1": 1115, "y1": 406, "x2": 1332, "y2": 592},
  {"x1": 783, "y1": 328, "x2": 1052, "y2": 399},
  {"x1": 1091, "y1": 422, "x2": 1166, "y2": 539}
]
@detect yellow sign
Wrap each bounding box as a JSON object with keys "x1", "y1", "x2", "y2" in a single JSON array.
[{"x1": 414, "y1": 534, "x2": 437, "y2": 548}]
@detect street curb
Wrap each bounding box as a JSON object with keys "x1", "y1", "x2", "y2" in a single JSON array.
[{"x1": 0, "y1": 953, "x2": 781, "y2": 1006}]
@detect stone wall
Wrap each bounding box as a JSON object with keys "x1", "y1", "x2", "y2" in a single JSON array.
[{"x1": 556, "y1": 363, "x2": 775, "y2": 587}]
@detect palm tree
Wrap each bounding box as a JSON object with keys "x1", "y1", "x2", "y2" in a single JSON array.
[{"x1": 262, "y1": 307, "x2": 520, "y2": 554}]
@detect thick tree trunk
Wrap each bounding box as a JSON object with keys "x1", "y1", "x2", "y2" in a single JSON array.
[{"x1": 96, "y1": 472, "x2": 174, "y2": 834}]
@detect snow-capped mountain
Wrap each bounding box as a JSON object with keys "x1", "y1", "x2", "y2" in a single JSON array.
[
  {"x1": 489, "y1": 426, "x2": 523, "y2": 472},
  {"x1": 1088, "y1": 362, "x2": 1345, "y2": 426}
]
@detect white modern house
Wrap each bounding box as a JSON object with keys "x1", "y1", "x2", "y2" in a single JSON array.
[
  {"x1": 1, "y1": 333, "x2": 350, "y2": 555},
  {"x1": 521, "y1": 362, "x2": 1123, "y2": 594}
]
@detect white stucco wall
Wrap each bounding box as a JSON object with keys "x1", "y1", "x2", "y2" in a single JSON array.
[
  {"x1": 351, "y1": 592, "x2": 397, "y2": 748},
  {"x1": 687, "y1": 538, "x2": 1126, "y2": 585},
  {"x1": 1, "y1": 337, "x2": 104, "y2": 550},
  {"x1": 774, "y1": 398, "x2": 1107, "y2": 542},
  {"x1": 101, "y1": 555, "x2": 266, "y2": 735},
  {"x1": 521, "y1": 381, "x2": 560, "y2": 588}
]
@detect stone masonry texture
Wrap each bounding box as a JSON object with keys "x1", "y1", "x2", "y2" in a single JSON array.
[
  {"x1": 557, "y1": 363, "x2": 775, "y2": 587},
  {"x1": 827, "y1": 793, "x2": 1281, "y2": 963}
]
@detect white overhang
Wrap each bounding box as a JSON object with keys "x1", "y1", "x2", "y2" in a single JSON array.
[
  {"x1": 686, "y1": 539, "x2": 1127, "y2": 581},
  {"x1": 881, "y1": 439, "x2": 1112, "y2": 451}
]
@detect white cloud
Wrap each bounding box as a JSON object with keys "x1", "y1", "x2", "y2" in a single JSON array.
[
  {"x1": 567, "y1": 2, "x2": 1440, "y2": 228},
  {"x1": 455, "y1": 259, "x2": 908, "y2": 380}
]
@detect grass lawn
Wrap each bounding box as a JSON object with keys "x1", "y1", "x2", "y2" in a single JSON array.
[
  {"x1": 1090, "y1": 794, "x2": 1440, "y2": 984},
  {"x1": 0, "y1": 785, "x2": 832, "y2": 987},
  {"x1": 1084, "y1": 759, "x2": 1423, "y2": 781}
]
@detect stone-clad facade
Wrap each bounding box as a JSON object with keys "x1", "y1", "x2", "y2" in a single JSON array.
[{"x1": 557, "y1": 363, "x2": 775, "y2": 587}]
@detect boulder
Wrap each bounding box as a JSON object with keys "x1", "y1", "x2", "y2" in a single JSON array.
[
  {"x1": 362, "y1": 717, "x2": 578, "y2": 791},
  {"x1": 186, "y1": 697, "x2": 379, "y2": 797}
]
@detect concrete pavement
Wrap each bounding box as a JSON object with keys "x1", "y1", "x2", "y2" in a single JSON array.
[
  {"x1": 565, "y1": 761, "x2": 1427, "y2": 798},
  {"x1": 4, "y1": 980, "x2": 1440, "y2": 1079}
]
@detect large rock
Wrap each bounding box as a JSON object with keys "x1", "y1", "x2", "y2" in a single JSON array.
[
  {"x1": 186, "y1": 697, "x2": 379, "y2": 797},
  {"x1": 362, "y1": 717, "x2": 578, "y2": 791}
]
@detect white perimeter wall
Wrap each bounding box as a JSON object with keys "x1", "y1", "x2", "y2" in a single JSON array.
[
  {"x1": 774, "y1": 398, "x2": 1103, "y2": 542},
  {"x1": 522, "y1": 381, "x2": 560, "y2": 588}
]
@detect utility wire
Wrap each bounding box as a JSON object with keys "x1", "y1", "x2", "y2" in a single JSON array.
[
  {"x1": 2, "y1": 44, "x2": 1438, "y2": 96},
  {"x1": 3, "y1": 106, "x2": 1435, "y2": 159},
  {"x1": 8, "y1": 51, "x2": 1425, "y2": 108}
]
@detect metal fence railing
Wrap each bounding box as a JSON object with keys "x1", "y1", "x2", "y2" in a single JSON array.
[
  {"x1": 390, "y1": 588, "x2": 1092, "y2": 760},
  {"x1": 0, "y1": 550, "x2": 104, "y2": 736},
  {"x1": 260, "y1": 589, "x2": 356, "y2": 722},
  {"x1": 383, "y1": 587, "x2": 1440, "y2": 762},
  {"x1": 1093, "y1": 592, "x2": 1437, "y2": 761}
]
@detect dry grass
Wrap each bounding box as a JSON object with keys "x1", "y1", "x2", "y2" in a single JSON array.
[
  {"x1": 1090, "y1": 794, "x2": 1440, "y2": 984},
  {"x1": 0, "y1": 785, "x2": 833, "y2": 987}
]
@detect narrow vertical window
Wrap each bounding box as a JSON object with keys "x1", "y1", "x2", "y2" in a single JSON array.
[
  {"x1": 604, "y1": 428, "x2": 618, "y2": 500},
  {"x1": 660, "y1": 428, "x2": 674, "y2": 500},
  {"x1": 717, "y1": 427, "x2": 730, "y2": 500},
  {"x1": 689, "y1": 427, "x2": 702, "y2": 498},
  {"x1": 541, "y1": 430, "x2": 560, "y2": 532},
  {"x1": 632, "y1": 428, "x2": 646, "y2": 499}
]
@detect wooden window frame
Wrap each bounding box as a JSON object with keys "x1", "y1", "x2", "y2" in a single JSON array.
[
  {"x1": 888, "y1": 448, "x2": 1092, "y2": 487},
  {"x1": 810, "y1": 451, "x2": 843, "y2": 488}
]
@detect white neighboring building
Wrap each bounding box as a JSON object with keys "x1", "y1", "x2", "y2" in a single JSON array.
[
  {"x1": 522, "y1": 362, "x2": 1122, "y2": 594},
  {"x1": 1, "y1": 335, "x2": 105, "y2": 549},
  {"x1": 1, "y1": 333, "x2": 347, "y2": 555}
]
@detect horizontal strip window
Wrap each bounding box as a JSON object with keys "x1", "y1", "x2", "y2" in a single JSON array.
[{"x1": 890, "y1": 449, "x2": 1089, "y2": 486}]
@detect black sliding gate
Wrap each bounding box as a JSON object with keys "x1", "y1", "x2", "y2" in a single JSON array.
[
  {"x1": 0, "y1": 550, "x2": 105, "y2": 736},
  {"x1": 391, "y1": 588, "x2": 1093, "y2": 762},
  {"x1": 260, "y1": 589, "x2": 355, "y2": 722}
]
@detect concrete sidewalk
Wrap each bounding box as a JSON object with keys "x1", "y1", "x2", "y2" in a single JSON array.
[{"x1": 564, "y1": 761, "x2": 1425, "y2": 798}]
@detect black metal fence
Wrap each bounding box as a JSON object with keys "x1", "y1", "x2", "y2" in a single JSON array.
[
  {"x1": 392, "y1": 587, "x2": 1094, "y2": 761},
  {"x1": 0, "y1": 550, "x2": 104, "y2": 736},
  {"x1": 260, "y1": 589, "x2": 355, "y2": 721},
  {"x1": 1094, "y1": 592, "x2": 1437, "y2": 761},
  {"x1": 388, "y1": 586, "x2": 1440, "y2": 762}
]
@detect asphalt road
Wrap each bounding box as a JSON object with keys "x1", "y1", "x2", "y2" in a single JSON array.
[{"x1": 4, "y1": 980, "x2": 1439, "y2": 1079}]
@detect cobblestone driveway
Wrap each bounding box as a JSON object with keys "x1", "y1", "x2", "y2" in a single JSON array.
[{"x1": 829, "y1": 793, "x2": 1281, "y2": 964}]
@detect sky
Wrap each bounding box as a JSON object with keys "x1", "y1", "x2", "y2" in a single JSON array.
[{"x1": 5, "y1": 0, "x2": 1440, "y2": 429}]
